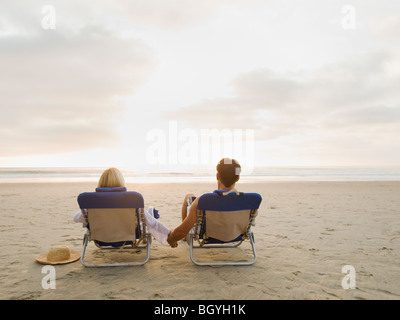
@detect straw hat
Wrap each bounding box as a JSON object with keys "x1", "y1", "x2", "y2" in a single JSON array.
[{"x1": 35, "y1": 245, "x2": 80, "y2": 265}]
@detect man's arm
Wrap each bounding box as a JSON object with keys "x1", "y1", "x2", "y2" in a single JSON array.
[{"x1": 168, "y1": 197, "x2": 199, "y2": 246}]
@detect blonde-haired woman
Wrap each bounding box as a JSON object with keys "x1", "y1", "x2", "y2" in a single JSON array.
[
  {"x1": 73, "y1": 167, "x2": 170, "y2": 245},
  {"x1": 97, "y1": 167, "x2": 126, "y2": 188}
]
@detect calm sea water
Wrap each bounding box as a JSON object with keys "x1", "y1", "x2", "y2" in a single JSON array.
[{"x1": 0, "y1": 166, "x2": 400, "y2": 183}]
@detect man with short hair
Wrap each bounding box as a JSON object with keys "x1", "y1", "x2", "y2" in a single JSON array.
[{"x1": 167, "y1": 158, "x2": 241, "y2": 248}]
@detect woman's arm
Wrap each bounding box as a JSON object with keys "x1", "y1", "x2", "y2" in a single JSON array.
[
  {"x1": 144, "y1": 210, "x2": 171, "y2": 245},
  {"x1": 73, "y1": 211, "x2": 85, "y2": 223}
]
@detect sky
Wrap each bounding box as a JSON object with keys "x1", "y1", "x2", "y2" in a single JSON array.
[{"x1": 0, "y1": 0, "x2": 399, "y2": 173}]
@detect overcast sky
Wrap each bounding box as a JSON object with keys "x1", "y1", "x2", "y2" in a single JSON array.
[{"x1": 1, "y1": 0, "x2": 399, "y2": 171}]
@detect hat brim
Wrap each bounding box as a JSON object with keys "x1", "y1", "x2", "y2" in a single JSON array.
[{"x1": 35, "y1": 250, "x2": 81, "y2": 265}]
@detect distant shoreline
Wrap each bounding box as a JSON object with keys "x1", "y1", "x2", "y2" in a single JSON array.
[{"x1": 1, "y1": 166, "x2": 400, "y2": 183}]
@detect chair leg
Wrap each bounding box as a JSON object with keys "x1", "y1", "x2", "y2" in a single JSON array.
[
  {"x1": 249, "y1": 231, "x2": 257, "y2": 265},
  {"x1": 189, "y1": 233, "x2": 257, "y2": 266},
  {"x1": 81, "y1": 234, "x2": 151, "y2": 267},
  {"x1": 80, "y1": 232, "x2": 90, "y2": 267},
  {"x1": 189, "y1": 234, "x2": 199, "y2": 265}
]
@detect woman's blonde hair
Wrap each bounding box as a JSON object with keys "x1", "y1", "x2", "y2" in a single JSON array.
[{"x1": 97, "y1": 167, "x2": 126, "y2": 188}]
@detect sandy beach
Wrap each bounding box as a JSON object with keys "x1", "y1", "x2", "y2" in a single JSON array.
[{"x1": 0, "y1": 181, "x2": 399, "y2": 300}]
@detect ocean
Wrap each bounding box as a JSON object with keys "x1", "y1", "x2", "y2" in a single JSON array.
[{"x1": 0, "y1": 166, "x2": 400, "y2": 183}]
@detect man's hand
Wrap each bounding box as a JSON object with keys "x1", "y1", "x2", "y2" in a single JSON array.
[{"x1": 167, "y1": 231, "x2": 178, "y2": 248}]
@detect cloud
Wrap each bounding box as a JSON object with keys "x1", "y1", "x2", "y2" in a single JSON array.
[
  {"x1": 107, "y1": 0, "x2": 253, "y2": 29},
  {"x1": 165, "y1": 50, "x2": 400, "y2": 145},
  {"x1": 0, "y1": 5, "x2": 156, "y2": 157},
  {"x1": 1, "y1": 0, "x2": 400, "y2": 166}
]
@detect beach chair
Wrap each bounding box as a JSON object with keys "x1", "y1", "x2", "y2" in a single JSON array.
[
  {"x1": 77, "y1": 187, "x2": 150, "y2": 267},
  {"x1": 189, "y1": 190, "x2": 262, "y2": 266}
]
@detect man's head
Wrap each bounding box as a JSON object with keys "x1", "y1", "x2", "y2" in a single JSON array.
[{"x1": 216, "y1": 158, "x2": 241, "y2": 188}]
